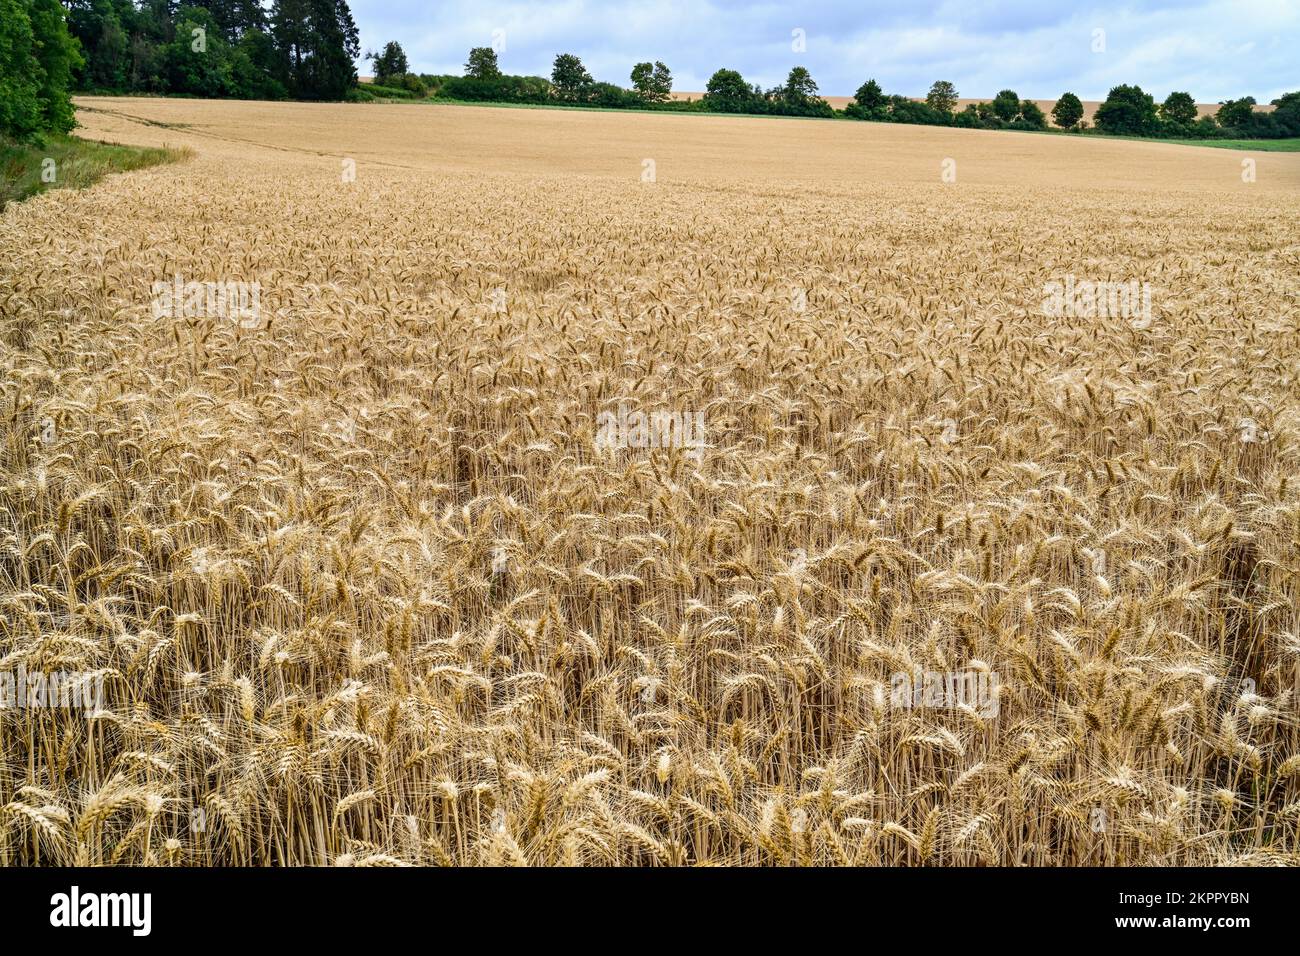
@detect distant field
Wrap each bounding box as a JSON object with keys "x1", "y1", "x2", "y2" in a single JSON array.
[
  {"x1": 1, "y1": 96, "x2": 1297, "y2": 867},
  {"x1": 364, "y1": 78, "x2": 1272, "y2": 124},
  {"x1": 672, "y1": 91, "x2": 1275, "y2": 123}
]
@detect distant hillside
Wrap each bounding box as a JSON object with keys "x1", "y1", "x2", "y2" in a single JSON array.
[
  {"x1": 671, "y1": 92, "x2": 1274, "y2": 122},
  {"x1": 368, "y1": 75, "x2": 1277, "y2": 124}
]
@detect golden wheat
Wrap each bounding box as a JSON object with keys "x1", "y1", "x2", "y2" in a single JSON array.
[{"x1": 0, "y1": 96, "x2": 1297, "y2": 866}]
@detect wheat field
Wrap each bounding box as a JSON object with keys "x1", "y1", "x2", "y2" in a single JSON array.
[
  {"x1": 1, "y1": 97, "x2": 1298, "y2": 866},
  {"x1": 667, "y1": 91, "x2": 1267, "y2": 124}
]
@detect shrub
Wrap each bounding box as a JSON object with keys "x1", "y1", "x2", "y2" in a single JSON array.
[
  {"x1": 365, "y1": 84, "x2": 416, "y2": 99},
  {"x1": 1193, "y1": 115, "x2": 1220, "y2": 137},
  {"x1": 776, "y1": 97, "x2": 834, "y2": 118},
  {"x1": 588, "y1": 82, "x2": 639, "y2": 109},
  {"x1": 888, "y1": 98, "x2": 950, "y2": 126},
  {"x1": 392, "y1": 73, "x2": 428, "y2": 96},
  {"x1": 439, "y1": 75, "x2": 552, "y2": 104},
  {"x1": 844, "y1": 103, "x2": 887, "y2": 121},
  {"x1": 418, "y1": 75, "x2": 456, "y2": 96},
  {"x1": 1158, "y1": 120, "x2": 1197, "y2": 139},
  {"x1": 1018, "y1": 100, "x2": 1047, "y2": 130}
]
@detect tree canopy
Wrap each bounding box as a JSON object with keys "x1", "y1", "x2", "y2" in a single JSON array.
[
  {"x1": 1160, "y1": 91, "x2": 1197, "y2": 126},
  {"x1": 1094, "y1": 84, "x2": 1159, "y2": 135},
  {"x1": 630, "y1": 61, "x2": 672, "y2": 103},
  {"x1": 465, "y1": 46, "x2": 500, "y2": 80},
  {"x1": 926, "y1": 80, "x2": 958, "y2": 114},
  {"x1": 369, "y1": 41, "x2": 408, "y2": 84},
  {"x1": 1051, "y1": 92, "x2": 1084, "y2": 129},
  {"x1": 1, "y1": 0, "x2": 81, "y2": 138},
  {"x1": 551, "y1": 53, "x2": 593, "y2": 100}
]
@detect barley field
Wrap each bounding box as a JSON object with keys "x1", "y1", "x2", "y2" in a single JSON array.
[{"x1": 1, "y1": 97, "x2": 1298, "y2": 866}]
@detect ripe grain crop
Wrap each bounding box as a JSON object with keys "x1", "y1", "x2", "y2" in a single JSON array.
[{"x1": 0, "y1": 97, "x2": 1298, "y2": 866}]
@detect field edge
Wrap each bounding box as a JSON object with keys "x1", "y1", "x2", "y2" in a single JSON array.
[{"x1": 1, "y1": 133, "x2": 189, "y2": 211}]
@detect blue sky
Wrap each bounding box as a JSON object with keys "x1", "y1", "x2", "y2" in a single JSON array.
[{"x1": 349, "y1": 0, "x2": 1298, "y2": 102}]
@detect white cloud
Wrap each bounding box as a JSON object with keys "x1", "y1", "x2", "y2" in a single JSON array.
[{"x1": 349, "y1": 0, "x2": 1299, "y2": 101}]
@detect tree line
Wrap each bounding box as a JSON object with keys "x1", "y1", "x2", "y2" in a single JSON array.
[
  {"x1": 1, "y1": 0, "x2": 80, "y2": 138},
  {"x1": 57, "y1": 1, "x2": 359, "y2": 103},
  {"x1": 365, "y1": 46, "x2": 839, "y2": 117},
  {"x1": 366, "y1": 42, "x2": 1300, "y2": 141}
]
